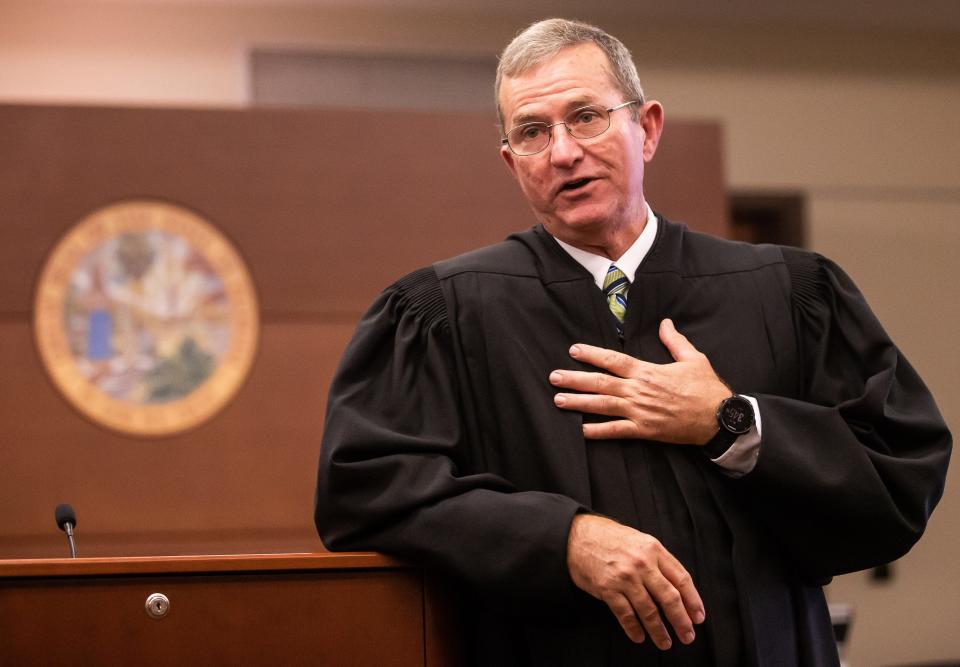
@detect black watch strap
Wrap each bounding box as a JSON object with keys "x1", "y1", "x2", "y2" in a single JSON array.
[
  {"x1": 703, "y1": 428, "x2": 738, "y2": 458},
  {"x1": 703, "y1": 394, "x2": 755, "y2": 459}
]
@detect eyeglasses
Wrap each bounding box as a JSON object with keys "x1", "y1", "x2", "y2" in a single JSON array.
[{"x1": 501, "y1": 100, "x2": 641, "y2": 156}]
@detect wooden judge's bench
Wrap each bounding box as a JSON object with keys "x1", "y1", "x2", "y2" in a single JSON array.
[{"x1": 0, "y1": 552, "x2": 461, "y2": 666}]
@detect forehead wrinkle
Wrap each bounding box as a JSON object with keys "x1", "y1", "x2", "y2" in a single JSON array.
[{"x1": 512, "y1": 98, "x2": 600, "y2": 127}]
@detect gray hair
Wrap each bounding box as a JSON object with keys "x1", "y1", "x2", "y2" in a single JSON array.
[{"x1": 495, "y1": 18, "x2": 645, "y2": 130}]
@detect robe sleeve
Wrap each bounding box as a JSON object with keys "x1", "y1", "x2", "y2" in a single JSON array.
[
  {"x1": 315, "y1": 267, "x2": 585, "y2": 605},
  {"x1": 743, "y1": 248, "x2": 951, "y2": 580}
]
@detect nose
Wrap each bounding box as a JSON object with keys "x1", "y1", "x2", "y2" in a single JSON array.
[{"x1": 549, "y1": 124, "x2": 583, "y2": 168}]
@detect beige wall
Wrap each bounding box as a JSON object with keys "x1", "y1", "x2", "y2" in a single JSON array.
[{"x1": 2, "y1": 2, "x2": 957, "y2": 664}]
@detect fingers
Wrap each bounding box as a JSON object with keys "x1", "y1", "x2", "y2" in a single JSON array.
[
  {"x1": 604, "y1": 593, "x2": 647, "y2": 644},
  {"x1": 643, "y1": 566, "x2": 699, "y2": 646},
  {"x1": 660, "y1": 550, "x2": 706, "y2": 627},
  {"x1": 581, "y1": 419, "x2": 641, "y2": 440},
  {"x1": 601, "y1": 554, "x2": 700, "y2": 651},
  {"x1": 627, "y1": 584, "x2": 676, "y2": 650},
  {"x1": 553, "y1": 390, "x2": 625, "y2": 417},
  {"x1": 658, "y1": 318, "x2": 700, "y2": 362},
  {"x1": 568, "y1": 343, "x2": 643, "y2": 377},
  {"x1": 553, "y1": 387, "x2": 663, "y2": 441},
  {"x1": 549, "y1": 369, "x2": 627, "y2": 396},
  {"x1": 550, "y1": 368, "x2": 659, "y2": 440}
]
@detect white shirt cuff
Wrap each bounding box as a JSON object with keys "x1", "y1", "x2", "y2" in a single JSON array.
[{"x1": 711, "y1": 395, "x2": 762, "y2": 477}]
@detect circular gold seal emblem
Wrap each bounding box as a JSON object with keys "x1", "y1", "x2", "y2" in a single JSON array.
[{"x1": 34, "y1": 200, "x2": 259, "y2": 437}]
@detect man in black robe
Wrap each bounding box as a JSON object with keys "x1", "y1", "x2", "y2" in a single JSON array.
[{"x1": 315, "y1": 18, "x2": 951, "y2": 666}]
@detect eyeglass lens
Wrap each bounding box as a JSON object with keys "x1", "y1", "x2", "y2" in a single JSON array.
[{"x1": 507, "y1": 106, "x2": 611, "y2": 156}]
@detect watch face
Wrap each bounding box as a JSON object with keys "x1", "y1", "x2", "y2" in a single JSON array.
[{"x1": 721, "y1": 396, "x2": 754, "y2": 435}]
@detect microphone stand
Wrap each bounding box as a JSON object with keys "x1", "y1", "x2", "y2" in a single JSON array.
[{"x1": 64, "y1": 522, "x2": 78, "y2": 559}]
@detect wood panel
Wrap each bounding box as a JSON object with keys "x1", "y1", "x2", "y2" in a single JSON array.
[
  {"x1": 0, "y1": 321, "x2": 353, "y2": 558},
  {"x1": 0, "y1": 103, "x2": 727, "y2": 559},
  {"x1": 0, "y1": 104, "x2": 533, "y2": 315}
]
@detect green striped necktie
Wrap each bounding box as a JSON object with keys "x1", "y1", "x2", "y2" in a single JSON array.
[{"x1": 604, "y1": 264, "x2": 629, "y2": 332}]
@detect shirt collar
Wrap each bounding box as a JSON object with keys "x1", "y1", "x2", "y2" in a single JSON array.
[{"x1": 553, "y1": 204, "x2": 658, "y2": 290}]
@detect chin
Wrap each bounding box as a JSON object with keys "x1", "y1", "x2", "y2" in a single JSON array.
[{"x1": 550, "y1": 209, "x2": 618, "y2": 237}]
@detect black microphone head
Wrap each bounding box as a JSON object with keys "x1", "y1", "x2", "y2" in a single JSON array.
[{"x1": 55, "y1": 504, "x2": 77, "y2": 531}]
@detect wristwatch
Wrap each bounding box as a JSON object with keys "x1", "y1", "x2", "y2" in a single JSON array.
[{"x1": 703, "y1": 394, "x2": 755, "y2": 458}]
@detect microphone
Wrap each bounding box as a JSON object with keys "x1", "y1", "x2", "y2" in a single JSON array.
[{"x1": 54, "y1": 504, "x2": 78, "y2": 559}]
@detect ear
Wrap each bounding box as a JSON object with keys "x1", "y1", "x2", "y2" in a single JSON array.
[
  {"x1": 500, "y1": 144, "x2": 517, "y2": 178},
  {"x1": 500, "y1": 142, "x2": 520, "y2": 180},
  {"x1": 640, "y1": 101, "x2": 664, "y2": 163}
]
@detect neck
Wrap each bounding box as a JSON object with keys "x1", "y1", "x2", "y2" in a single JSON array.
[
  {"x1": 555, "y1": 214, "x2": 647, "y2": 260},
  {"x1": 553, "y1": 196, "x2": 649, "y2": 259}
]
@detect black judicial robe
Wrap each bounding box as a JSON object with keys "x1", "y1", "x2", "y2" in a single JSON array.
[{"x1": 315, "y1": 216, "x2": 951, "y2": 666}]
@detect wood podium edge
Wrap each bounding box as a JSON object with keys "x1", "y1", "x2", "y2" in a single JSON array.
[{"x1": 0, "y1": 552, "x2": 410, "y2": 579}]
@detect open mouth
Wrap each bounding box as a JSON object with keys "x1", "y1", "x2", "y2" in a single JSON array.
[{"x1": 559, "y1": 177, "x2": 594, "y2": 192}]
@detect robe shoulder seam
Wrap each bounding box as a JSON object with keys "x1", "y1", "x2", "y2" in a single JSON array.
[{"x1": 438, "y1": 267, "x2": 540, "y2": 279}]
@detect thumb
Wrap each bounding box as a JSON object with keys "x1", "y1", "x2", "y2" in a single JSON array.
[{"x1": 660, "y1": 318, "x2": 700, "y2": 361}]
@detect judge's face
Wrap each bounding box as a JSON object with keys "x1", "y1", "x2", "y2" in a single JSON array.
[{"x1": 498, "y1": 44, "x2": 662, "y2": 252}]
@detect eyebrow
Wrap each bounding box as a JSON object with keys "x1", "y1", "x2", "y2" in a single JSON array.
[{"x1": 510, "y1": 98, "x2": 600, "y2": 127}]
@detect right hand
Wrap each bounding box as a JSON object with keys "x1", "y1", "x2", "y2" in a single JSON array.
[{"x1": 566, "y1": 513, "x2": 705, "y2": 650}]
